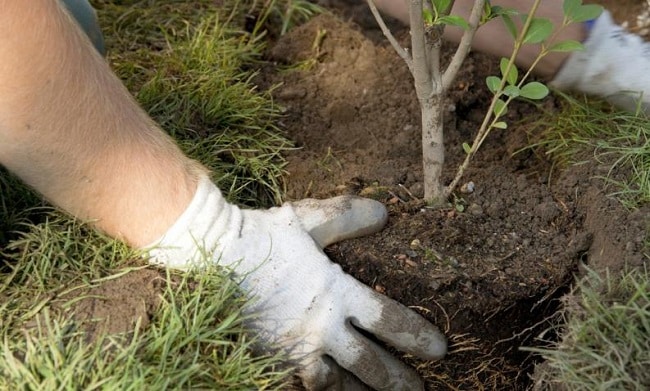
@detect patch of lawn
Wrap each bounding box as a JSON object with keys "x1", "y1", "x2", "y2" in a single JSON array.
[
  {"x1": 0, "y1": 0, "x2": 309, "y2": 388},
  {"x1": 0, "y1": 168, "x2": 43, "y2": 247},
  {"x1": 527, "y1": 266, "x2": 650, "y2": 391},
  {"x1": 531, "y1": 93, "x2": 650, "y2": 209},
  {"x1": 0, "y1": 216, "x2": 289, "y2": 390},
  {"x1": 525, "y1": 94, "x2": 650, "y2": 389},
  {"x1": 95, "y1": 0, "x2": 295, "y2": 207}
]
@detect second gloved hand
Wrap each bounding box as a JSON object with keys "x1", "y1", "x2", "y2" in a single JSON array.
[
  {"x1": 148, "y1": 176, "x2": 447, "y2": 390},
  {"x1": 553, "y1": 10, "x2": 650, "y2": 114}
]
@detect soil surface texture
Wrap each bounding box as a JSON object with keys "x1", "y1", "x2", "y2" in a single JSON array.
[{"x1": 261, "y1": 1, "x2": 648, "y2": 388}]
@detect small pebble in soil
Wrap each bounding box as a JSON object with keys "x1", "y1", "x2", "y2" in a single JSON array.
[
  {"x1": 534, "y1": 201, "x2": 560, "y2": 223},
  {"x1": 408, "y1": 182, "x2": 424, "y2": 198},
  {"x1": 410, "y1": 239, "x2": 421, "y2": 250},
  {"x1": 460, "y1": 181, "x2": 475, "y2": 193},
  {"x1": 359, "y1": 186, "x2": 380, "y2": 198},
  {"x1": 404, "y1": 259, "x2": 418, "y2": 268},
  {"x1": 276, "y1": 85, "x2": 307, "y2": 100},
  {"x1": 335, "y1": 184, "x2": 349, "y2": 192},
  {"x1": 467, "y1": 203, "x2": 483, "y2": 216}
]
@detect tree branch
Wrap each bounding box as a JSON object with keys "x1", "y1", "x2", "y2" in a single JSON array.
[
  {"x1": 445, "y1": 0, "x2": 544, "y2": 197},
  {"x1": 366, "y1": 0, "x2": 413, "y2": 72},
  {"x1": 442, "y1": 0, "x2": 486, "y2": 90},
  {"x1": 409, "y1": 0, "x2": 433, "y2": 98}
]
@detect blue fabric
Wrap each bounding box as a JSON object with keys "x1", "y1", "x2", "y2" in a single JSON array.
[
  {"x1": 60, "y1": 0, "x2": 106, "y2": 55},
  {"x1": 584, "y1": 18, "x2": 597, "y2": 33}
]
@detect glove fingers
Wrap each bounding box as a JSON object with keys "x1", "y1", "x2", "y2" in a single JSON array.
[
  {"x1": 326, "y1": 323, "x2": 424, "y2": 391},
  {"x1": 290, "y1": 196, "x2": 388, "y2": 248},
  {"x1": 299, "y1": 355, "x2": 369, "y2": 391},
  {"x1": 348, "y1": 281, "x2": 447, "y2": 361}
]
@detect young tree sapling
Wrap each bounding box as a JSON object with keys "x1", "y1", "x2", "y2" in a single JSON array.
[{"x1": 367, "y1": 0, "x2": 602, "y2": 205}]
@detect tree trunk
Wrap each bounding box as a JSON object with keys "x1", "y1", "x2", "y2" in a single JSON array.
[
  {"x1": 409, "y1": 0, "x2": 445, "y2": 204},
  {"x1": 420, "y1": 93, "x2": 445, "y2": 203}
]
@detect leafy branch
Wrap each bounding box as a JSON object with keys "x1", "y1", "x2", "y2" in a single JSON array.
[{"x1": 367, "y1": 0, "x2": 601, "y2": 204}]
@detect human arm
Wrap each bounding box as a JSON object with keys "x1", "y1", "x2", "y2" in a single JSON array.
[{"x1": 0, "y1": 0, "x2": 200, "y2": 248}]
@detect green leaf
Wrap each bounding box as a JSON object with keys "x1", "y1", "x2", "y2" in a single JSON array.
[
  {"x1": 563, "y1": 0, "x2": 603, "y2": 23},
  {"x1": 482, "y1": 2, "x2": 493, "y2": 22},
  {"x1": 520, "y1": 82, "x2": 549, "y2": 100},
  {"x1": 493, "y1": 98, "x2": 507, "y2": 117},
  {"x1": 485, "y1": 76, "x2": 501, "y2": 93},
  {"x1": 438, "y1": 15, "x2": 470, "y2": 30},
  {"x1": 432, "y1": 0, "x2": 452, "y2": 13},
  {"x1": 484, "y1": 5, "x2": 518, "y2": 24},
  {"x1": 499, "y1": 57, "x2": 518, "y2": 85},
  {"x1": 423, "y1": 8, "x2": 434, "y2": 25},
  {"x1": 548, "y1": 40, "x2": 584, "y2": 52},
  {"x1": 493, "y1": 121, "x2": 508, "y2": 129},
  {"x1": 563, "y1": 0, "x2": 581, "y2": 18},
  {"x1": 462, "y1": 142, "x2": 472, "y2": 154},
  {"x1": 503, "y1": 85, "x2": 520, "y2": 98},
  {"x1": 501, "y1": 14, "x2": 518, "y2": 39},
  {"x1": 571, "y1": 4, "x2": 603, "y2": 23},
  {"x1": 492, "y1": 6, "x2": 519, "y2": 16},
  {"x1": 523, "y1": 18, "x2": 553, "y2": 44}
]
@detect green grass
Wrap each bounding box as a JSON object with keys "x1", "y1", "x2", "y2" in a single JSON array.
[
  {"x1": 530, "y1": 92, "x2": 650, "y2": 209},
  {"x1": 95, "y1": 0, "x2": 295, "y2": 207},
  {"x1": 526, "y1": 266, "x2": 650, "y2": 391},
  {"x1": 0, "y1": 168, "x2": 43, "y2": 246},
  {"x1": 262, "y1": 0, "x2": 324, "y2": 36},
  {"x1": 0, "y1": 0, "x2": 309, "y2": 388},
  {"x1": 0, "y1": 216, "x2": 289, "y2": 390},
  {"x1": 525, "y1": 94, "x2": 650, "y2": 389}
]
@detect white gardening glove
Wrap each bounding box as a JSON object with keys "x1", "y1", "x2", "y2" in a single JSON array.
[
  {"x1": 148, "y1": 176, "x2": 447, "y2": 390},
  {"x1": 552, "y1": 10, "x2": 650, "y2": 114}
]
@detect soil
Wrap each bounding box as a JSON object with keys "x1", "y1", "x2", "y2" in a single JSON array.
[
  {"x1": 37, "y1": 1, "x2": 649, "y2": 390},
  {"x1": 262, "y1": 1, "x2": 648, "y2": 388}
]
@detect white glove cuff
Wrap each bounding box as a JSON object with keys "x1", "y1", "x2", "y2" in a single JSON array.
[{"x1": 145, "y1": 175, "x2": 242, "y2": 269}]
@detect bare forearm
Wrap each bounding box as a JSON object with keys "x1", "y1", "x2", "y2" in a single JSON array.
[
  {"x1": 371, "y1": 0, "x2": 587, "y2": 77},
  {"x1": 445, "y1": 0, "x2": 586, "y2": 77},
  {"x1": 0, "y1": 0, "x2": 202, "y2": 246}
]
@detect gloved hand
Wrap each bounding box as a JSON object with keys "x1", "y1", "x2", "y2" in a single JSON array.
[
  {"x1": 552, "y1": 10, "x2": 650, "y2": 114},
  {"x1": 148, "y1": 176, "x2": 447, "y2": 390}
]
